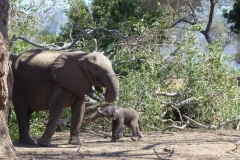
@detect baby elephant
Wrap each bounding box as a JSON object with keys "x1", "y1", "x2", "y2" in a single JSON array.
[{"x1": 98, "y1": 104, "x2": 143, "y2": 142}]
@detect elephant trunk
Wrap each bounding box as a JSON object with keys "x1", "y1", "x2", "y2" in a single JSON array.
[
  {"x1": 104, "y1": 73, "x2": 119, "y2": 103},
  {"x1": 98, "y1": 107, "x2": 103, "y2": 114}
]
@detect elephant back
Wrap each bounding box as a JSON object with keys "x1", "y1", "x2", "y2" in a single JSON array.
[
  {"x1": 12, "y1": 49, "x2": 64, "y2": 110},
  {"x1": 13, "y1": 49, "x2": 62, "y2": 71}
]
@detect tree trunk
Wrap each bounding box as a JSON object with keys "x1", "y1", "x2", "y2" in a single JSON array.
[{"x1": 0, "y1": 0, "x2": 17, "y2": 159}]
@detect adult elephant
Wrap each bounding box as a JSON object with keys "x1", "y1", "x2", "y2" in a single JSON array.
[{"x1": 11, "y1": 49, "x2": 119, "y2": 147}]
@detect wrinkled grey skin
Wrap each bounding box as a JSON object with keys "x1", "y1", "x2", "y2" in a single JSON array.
[
  {"x1": 11, "y1": 49, "x2": 119, "y2": 147},
  {"x1": 98, "y1": 104, "x2": 143, "y2": 142}
]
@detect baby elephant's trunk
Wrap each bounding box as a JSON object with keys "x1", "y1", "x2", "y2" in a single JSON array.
[{"x1": 97, "y1": 107, "x2": 103, "y2": 114}]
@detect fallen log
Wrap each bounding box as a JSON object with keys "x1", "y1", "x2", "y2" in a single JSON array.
[{"x1": 44, "y1": 104, "x2": 103, "y2": 127}]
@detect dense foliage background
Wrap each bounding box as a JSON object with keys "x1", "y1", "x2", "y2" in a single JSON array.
[{"x1": 8, "y1": 0, "x2": 240, "y2": 140}]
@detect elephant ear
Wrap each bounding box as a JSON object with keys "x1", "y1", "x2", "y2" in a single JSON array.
[
  {"x1": 112, "y1": 112, "x2": 118, "y2": 121},
  {"x1": 50, "y1": 53, "x2": 92, "y2": 95}
]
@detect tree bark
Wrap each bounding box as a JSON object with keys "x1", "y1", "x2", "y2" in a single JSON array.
[{"x1": 0, "y1": 0, "x2": 17, "y2": 159}]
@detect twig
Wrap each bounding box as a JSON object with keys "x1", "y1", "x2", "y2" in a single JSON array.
[
  {"x1": 162, "y1": 124, "x2": 188, "y2": 132},
  {"x1": 162, "y1": 119, "x2": 175, "y2": 124},
  {"x1": 171, "y1": 17, "x2": 197, "y2": 28},
  {"x1": 231, "y1": 140, "x2": 240, "y2": 153},
  {"x1": 154, "y1": 92, "x2": 178, "y2": 97},
  {"x1": 68, "y1": 139, "x2": 85, "y2": 159},
  {"x1": 183, "y1": 115, "x2": 217, "y2": 129},
  {"x1": 162, "y1": 97, "x2": 195, "y2": 108},
  {"x1": 160, "y1": 109, "x2": 168, "y2": 119},
  {"x1": 153, "y1": 148, "x2": 163, "y2": 160},
  {"x1": 163, "y1": 147, "x2": 175, "y2": 157},
  {"x1": 134, "y1": 95, "x2": 144, "y2": 110},
  {"x1": 86, "y1": 129, "x2": 110, "y2": 138}
]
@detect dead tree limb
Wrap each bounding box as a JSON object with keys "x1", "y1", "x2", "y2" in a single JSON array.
[
  {"x1": 85, "y1": 105, "x2": 99, "y2": 114},
  {"x1": 183, "y1": 115, "x2": 217, "y2": 129},
  {"x1": 162, "y1": 123, "x2": 188, "y2": 132},
  {"x1": 85, "y1": 98, "x2": 98, "y2": 108},
  {"x1": 44, "y1": 104, "x2": 103, "y2": 127},
  {"x1": 183, "y1": 114, "x2": 240, "y2": 130},
  {"x1": 217, "y1": 115, "x2": 240, "y2": 129},
  {"x1": 16, "y1": 36, "x2": 60, "y2": 49},
  {"x1": 87, "y1": 92, "x2": 103, "y2": 102},
  {"x1": 46, "y1": 111, "x2": 100, "y2": 127},
  {"x1": 11, "y1": 27, "x2": 127, "y2": 50},
  {"x1": 82, "y1": 112, "x2": 99, "y2": 125}
]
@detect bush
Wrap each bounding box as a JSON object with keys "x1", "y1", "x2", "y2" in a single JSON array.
[{"x1": 114, "y1": 27, "x2": 240, "y2": 131}]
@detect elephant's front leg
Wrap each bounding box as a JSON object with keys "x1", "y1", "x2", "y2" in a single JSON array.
[
  {"x1": 111, "y1": 120, "x2": 117, "y2": 142},
  {"x1": 113, "y1": 119, "x2": 124, "y2": 140},
  {"x1": 37, "y1": 84, "x2": 70, "y2": 147},
  {"x1": 68, "y1": 95, "x2": 85, "y2": 145}
]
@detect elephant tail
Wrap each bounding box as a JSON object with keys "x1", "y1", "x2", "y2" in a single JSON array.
[{"x1": 9, "y1": 52, "x2": 18, "y2": 63}]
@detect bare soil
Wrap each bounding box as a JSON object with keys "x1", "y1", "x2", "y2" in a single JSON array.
[{"x1": 14, "y1": 129, "x2": 240, "y2": 160}]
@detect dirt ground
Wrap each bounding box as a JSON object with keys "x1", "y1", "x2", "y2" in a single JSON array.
[{"x1": 14, "y1": 129, "x2": 240, "y2": 160}]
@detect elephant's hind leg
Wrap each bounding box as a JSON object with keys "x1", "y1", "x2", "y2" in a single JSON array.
[
  {"x1": 68, "y1": 95, "x2": 85, "y2": 145},
  {"x1": 136, "y1": 125, "x2": 144, "y2": 140},
  {"x1": 37, "y1": 84, "x2": 70, "y2": 147},
  {"x1": 13, "y1": 90, "x2": 35, "y2": 145},
  {"x1": 129, "y1": 120, "x2": 139, "y2": 141}
]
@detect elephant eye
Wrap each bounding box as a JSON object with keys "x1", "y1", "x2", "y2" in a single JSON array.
[{"x1": 94, "y1": 67, "x2": 98, "y2": 71}]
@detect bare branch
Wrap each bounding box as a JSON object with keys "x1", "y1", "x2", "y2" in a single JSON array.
[
  {"x1": 171, "y1": 17, "x2": 197, "y2": 28},
  {"x1": 154, "y1": 91, "x2": 179, "y2": 97},
  {"x1": 68, "y1": 139, "x2": 85, "y2": 159},
  {"x1": 171, "y1": 105, "x2": 183, "y2": 122},
  {"x1": 87, "y1": 92, "x2": 103, "y2": 102},
  {"x1": 162, "y1": 123, "x2": 188, "y2": 131},
  {"x1": 85, "y1": 27, "x2": 127, "y2": 38},
  {"x1": 43, "y1": 0, "x2": 57, "y2": 13},
  {"x1": 183, "y1": 114, "x2": 240, "y2": 130},
  {"x1": 170, "y1": 2, "x2": 197, "y2": 28},
  {"x1": 11, "y1": 27, "x2": 127, "y2": 50},
  {"x1": 183, "y1": 115, "x2": 217, "y2": 129},
  {"x1": 66, "y1": 27, "x2": 127, "y2": 49},
  {"x1": 153, "y1": 148, "x2": 163, "y2": 160},
  {"x1": 187, "y1": 2, "x2": 197, "y2": 23},
  {"x1": 82, "y1": 112, "x2": 99, "y2": 125},
  {"x1": 217, "y1": 115, "x2": 240, "y2": 129},
  {"x1": 85, "y1": 104, "x2": 99, "y2": 114},
  {"x1": 44, "y1": 103, "x2": 103, "y2": 126},
  {"x1": 17, "y1": 36, "x2": 61, "y2": 50},
  {"x1": 162, "y1": 97, "x2": 196, "y2": 108},
  {"x1": 232, "y1": 141, "x2": 240, "y2": 152}
]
